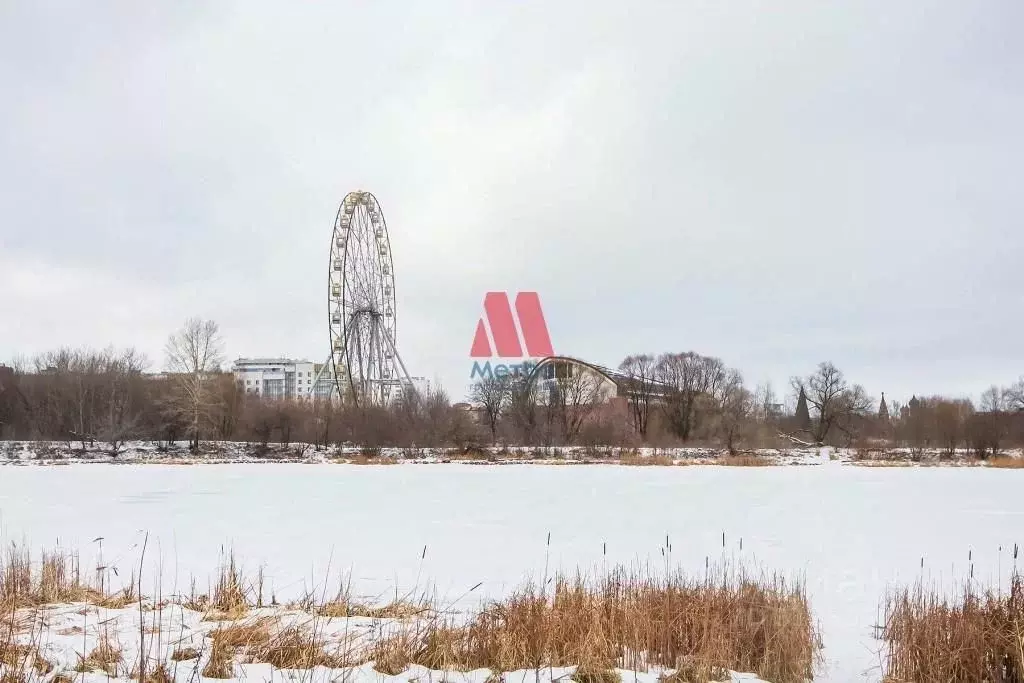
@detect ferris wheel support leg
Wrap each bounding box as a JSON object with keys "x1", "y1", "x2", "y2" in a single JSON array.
[
  {"x1": 310, "y1": 353, "x2": 338, "y2": 401},
  {"x1": 381, "y1": 330, "x2": 414, "y2": 394}
]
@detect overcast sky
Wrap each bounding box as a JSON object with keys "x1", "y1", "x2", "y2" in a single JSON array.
[{"x1": 2, "y1": 2, "x2": 1021, "y2": 405}]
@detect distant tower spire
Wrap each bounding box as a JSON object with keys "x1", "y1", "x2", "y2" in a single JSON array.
[
  {"x1": 795, "y1": 387, "x2": 812, "y2": 432},
  {"x1": 879, "y1": 392, "x2": 890, "y2": 421}
]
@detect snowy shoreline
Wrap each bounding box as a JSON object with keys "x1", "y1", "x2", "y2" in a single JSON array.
[
  {"x1": 0, "y1": 536, "x2": 811, "y2": 683},
  {"x1": 2, "y1": 440, "x2": 1021, "y2": 467}
]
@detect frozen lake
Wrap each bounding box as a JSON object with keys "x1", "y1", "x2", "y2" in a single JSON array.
[{"x1": 1, "y1": 463, "x2": 1022, "y2": 682}]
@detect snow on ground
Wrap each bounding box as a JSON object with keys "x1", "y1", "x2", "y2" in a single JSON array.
[
  {"x1": 2, "y1": 439, "x2": 1020, "y2": 466},
  {"x1": 11, "y1": 601, "x2": 766, "y2": 683},
  {"x1": 1, "y1": 463, "x2": 1023, "y2": 682},
  {"x1": 0, "y1": 440, "x2": 809, "y2": 464}
]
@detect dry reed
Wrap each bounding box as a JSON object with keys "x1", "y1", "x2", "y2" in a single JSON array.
[
  {"x1": 0, "y1": 542, "x2": 819, "y2": 682},
  {"x1": 988, "y1": 456, "x2": 1024, "y2": 469},
  {"x1": 348, "y1": 455, "x2": 399, "y2": 465},
  {"x1": 209, "y1": 618, "x2": 273, "y2": 650},
  {"x1": 0, "y1": 644, "x2": 53, "y2": 677},
  {"x1": 1, "y1": 547, "x2": 105, "y2": 609},
  {"x1": 716, "y1": 455, "x2": 776, "y2": 467},
  {"x1": 572, "y1": 667, "x2": 621, "y2": 683},
  {"x1": 253, "y1": 626, "x2": 347, "y2": 669},
  {"x1": 661, "y1": 661, "x2": 730, "y2": 682},
  {"x1": 74, "y1": 637, "x2": 122, "y2": 675},
  {"x1": 368, "y1": 629, "x2": 419, "y2": 675},
  {"x1": 318, "y1": 596, "x2": 426, "y2": 620},
  {"x1": 206, "y1": 552, "x2": 249, "y2": 619},
  {"x1": 170, "y1": 647, "x2": 200, "y2": 661},
  {"x1": 371, "y1": 565, "x2": 818, "y2": 683},
  {"x1": 883, "y1": 573, "x2": 1024, "y2": 682},
  {"x1": 201, "y1": 637, "x2": 234, "y2": 679},
  {"x1": 619, "y1": 454, "x2": 676, "y2": 467},
  {"x1": 140, "y1": 662, "x2": 173, "y2": 683}
]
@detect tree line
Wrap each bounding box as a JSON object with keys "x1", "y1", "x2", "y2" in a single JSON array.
[
  {"x1": 0, "y1": 319, "x2": 475, "y2": 452},
  {"x1": 1, "y1": 319, "x2": 1022, "y2": 455},
  {"x1": 471, "y1": 353, "x2": 1024, "y2": 456}
]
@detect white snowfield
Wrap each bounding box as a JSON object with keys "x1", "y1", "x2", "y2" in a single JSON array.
[{"x1": 1, "y1": 457, "x2": 1022, "y2": 682}]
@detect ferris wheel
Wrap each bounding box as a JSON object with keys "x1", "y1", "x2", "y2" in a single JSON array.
[{"x1": 325, "y1": 191, "x2": 413, "y2": 405}]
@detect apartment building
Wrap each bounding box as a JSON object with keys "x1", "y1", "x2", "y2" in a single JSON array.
[
  {"x1": 231, "y1": 358, "x2": 334, "y2": 400},
  {"x1": 232, "y1": 358, "x2": 430, "y2": 403}
]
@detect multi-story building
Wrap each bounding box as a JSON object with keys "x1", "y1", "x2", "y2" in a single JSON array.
[
  {"x1": 231, "y1": 358, "x2": 335, "y2": 401},
  {"x1": 233, "y1": 358, "x2": 428, "y2": 403}
]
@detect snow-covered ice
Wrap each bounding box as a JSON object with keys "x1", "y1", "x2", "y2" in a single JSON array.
[{"x1": 1, "y1": 463, "x2": 1022, "y2": 682}]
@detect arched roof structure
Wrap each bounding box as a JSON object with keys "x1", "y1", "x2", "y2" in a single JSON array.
[
  {"x1": 523, "y1": 355, "x2": 675, "y2": 403},
  {"x1": 524, "y1": 355, "x2": 626, "y2": 389}
]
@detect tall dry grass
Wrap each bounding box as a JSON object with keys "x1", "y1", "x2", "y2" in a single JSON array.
[
  {"x1": 317, "y1": 596, "x2": 427, "y2": 619},
  {"x1": 0, "y1": 614, "x2": 53, "y2": 683},
  {"x1": 989, "y1": 456, "x2": 1024, "y2": 469},
  {"x1": 253, "y1": 626, "x2": 348, "y2": 669},
  {"x1": 883, "y1": 573, "x2": 1024, "y2": 682},
  {"x1": 203, "y1": 614, "x2": 354, "y2": 671},
  {"x1": 201, "y1": 636, "x2": 234, "y2": 679},
  {"x1": 618, "y1": 453, "x2": 676, "y2": 467},
  {"x1": 74, "y1": 638, "x2": 122, "y2": 676},
  {"x1": 0, "y1": 542, "x2": 819, "y2": 682},
  {"x1": 0, "y1": 546, "x2": 109, "y2": 609},
  {"x1": 209, "y1": 552, "x2": 249, "y2": 617},
  {"x1": 715, "y1": 455, "x2": 776, "y2": 467},
  {"x1": 370, "y1": 565, "x2": 818, "y2": 683}
]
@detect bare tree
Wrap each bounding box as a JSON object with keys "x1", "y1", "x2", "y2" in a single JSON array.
[
  {"x1": 275, "y1": 402, "x2": 296, "y2": 446},
  {"x1": 0, "y1": 365, "x2": 30, "y2": 439},
  {"x1": 422, "y1": 385, "x2": 454, "y2": 446},
  {"x1": 753, "y1": 382, "x2": 778, "y2": 423},
  {"x1": 393, "y1": 385, "x2": 424, "y2": 445},
  {"x1": 547, "y1": 364, "x2": 609, "y2": 444},
  {"x1": 245, "y1": 399, "x2": 276, "y2": 453},
  {"x1": 716, "y1": 370, "x2": 752, "y2": 454},
  {"x1": 469, "y1": 375, "x2": 512, "y2": 444},
  {"x1": 311, "y1": 398, "x2": 335, "y2": 451},
  {"x1": 507, "y1": 376, "x2": 543, "y2": 445},
  {"x1": 95, "y1": 348, "x2": 148, "y2": 455},
  {"x1": 655, "y1": 352, "x2": 727, "y2": 441},
  {"x1": 981, "y1": 385, "x2": 1008, "y2": 413},
  {"x1": 618, "y1": 354, "x2": 657, "y2": 438},
  {"x1": 791, "y1": 362, "x2": 871, "y2": 444},
  {"x1": 969, "y1": 385, "x2": 1011, "y2": 458},
  {"x1": 29, "y1": 348, "x2": 77, "y2": 447},
  {"x1": 210, "y1": 373, "x2": 243, "y2": 440},
  {"x1": 1007, "y1": 377, "x2": 1024, "y2": 412},
  {"x1": 933, "y1": 398, "x2": 973, "y2": 457},
  {"x1": 71, "y1": 350, "x2": 103, "y2": 449},
  {"x1": 164, "y1": 318, "x2": 225, "y2": 452}
]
